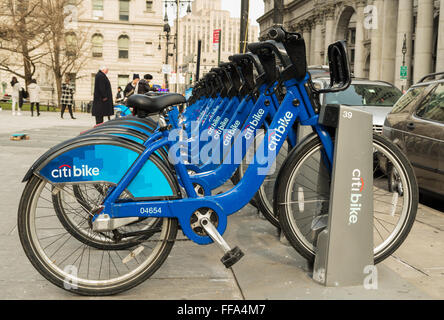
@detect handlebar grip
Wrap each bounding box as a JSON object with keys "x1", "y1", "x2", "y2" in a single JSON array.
[
  {"x1": 247, "y1": 42, "x2": 270, "y2": 55},
  {"x1": 268, "y1": 27, "x2": 285, "y2": 42}
]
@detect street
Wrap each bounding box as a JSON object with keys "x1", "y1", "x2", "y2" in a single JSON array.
[{"x1": 0, "y1": 111, "x2": 442, "y2": 299}]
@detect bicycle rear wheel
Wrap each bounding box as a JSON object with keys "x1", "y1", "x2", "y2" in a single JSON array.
[{"x1": 275, "y1": 134, "x2": 418, "y2": 264}]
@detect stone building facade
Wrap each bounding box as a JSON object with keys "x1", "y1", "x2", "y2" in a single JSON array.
[
  {"x1": 258, "y1": 0, "x2": 444, "y2": 90},
  {"x1": 74, "y1": 0, "x2": 165, "y2": 101},
  {"x1": 1, "y1": 0, "x2": 165, "y2": 104}
]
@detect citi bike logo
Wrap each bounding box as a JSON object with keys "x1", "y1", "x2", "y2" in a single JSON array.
[
  {"x1": 213, "y1": 117, "x2": 229, "y2": 140},
  {"x1": 268, "y1": 112, "x2": 294, "y2": 151},
  {"x1": 243, "y1": 108, "x2": 265, "y2": 140},
  {"x1": 349, "y1": 169, "x2": 364, "y2": 225},
  {"x1": 223, "y1": 120, "x2": 241, "y2": 146},
  {"x1": 207, "y1": 116, "x2": 221, "y2": 135},
  {"x1": 51, "y1": 164, "x2": 100, "y2": 179}
]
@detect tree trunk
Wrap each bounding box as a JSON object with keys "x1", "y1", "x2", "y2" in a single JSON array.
[
  {"x1": 53, "y1": 29, "x2": 62, "y2": 107},
  {"x1": 17, "y1": 0, "x2": 33, "y2": 89},
  {"x1": 55, "y1": 75, "x2": 62, "y2": 109},
  {"x1": 21, "y1": 42, "x2": 33, "y2": 89}
]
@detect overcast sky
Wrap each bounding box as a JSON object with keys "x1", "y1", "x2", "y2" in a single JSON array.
[
  {"x1": 220, "y1": 0, "x2": 264, "y2": 26},
  {"x1": 167, "y1": 0, "x2": 265, "y2": 26}
]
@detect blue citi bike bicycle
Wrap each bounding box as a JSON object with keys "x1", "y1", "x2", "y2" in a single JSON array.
[{"x1": 17, "y1": 27, "x2": 418, "y2": 295}]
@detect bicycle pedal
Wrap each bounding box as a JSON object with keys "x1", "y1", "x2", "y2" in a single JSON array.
[{"x1": 221, "y1": 246, "x2": 244, "y2": 268}]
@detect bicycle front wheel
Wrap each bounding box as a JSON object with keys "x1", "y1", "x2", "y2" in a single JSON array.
[
  {"x1": 275, "y1": 134, "x2": 418, "y2": 264},
  {"x1": 18, "y1": 175, "x2": 178, "y2": 296}
]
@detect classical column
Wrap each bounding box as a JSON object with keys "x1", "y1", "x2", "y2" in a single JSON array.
[
  {"x1": 302, "y1": 21, "x2": 312, "y2": 65},
  {"x1": 380, "y1": 0, "x2": 398, "y2": 83},
  {"x1": 395, "y1": 0, "x2": 413, "y2": 90},
  {"x1": 369, "y1": 0, "x2": 384, "y2": 80},
  {"x1": 414, "y1": 0, "x2": 434, "y2": 82},
  {"x1": 310, "y1": 17, "x2": 317, "y2": 65},
  {"x1": 436, "y1": 0, "x2": 444, "y2": 72},
  {"x1": 354, "y1": 0, "x2": 367, "y2": 78},
  {"x1": 313, "y1": 14, "x2": 324, "y2": 65},
  {"x1": 324, "y1": 6, "x2": 335, "y2": 64}
]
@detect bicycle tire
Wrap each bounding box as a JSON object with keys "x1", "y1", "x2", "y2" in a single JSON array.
[
  {"x1": 275, "y1": 134, "x2": 418, "y2": 264},
  {"x1": 18, "y1": 151, "x2": 181, "y2": 295}
]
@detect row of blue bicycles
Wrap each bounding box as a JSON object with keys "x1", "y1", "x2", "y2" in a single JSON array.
[{"x1": 18, "y1": 27, "x2": 418, "y2": 295}]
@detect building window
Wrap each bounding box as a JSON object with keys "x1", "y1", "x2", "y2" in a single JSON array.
[
  {"x1": 65, "y1": 32, "x2": 77, "y2": 57},
  {"x1": 119, "y1": 0, "x2": 130, "y2": 21},
  {"x1": 146, "y1": 0, "x2": 153, "y2": 11},
  {"x1": 118, "y1": 35, "x2": 129, "y2": 59},
  {"x1": 92, "y1": 0, "x2": 104, "y2": 20},
  {"x1": 118, "y1": 75, "x2": 129, "y2": 89},
  {"x1": 92, "y1": 34, "x2": 103, "y2": 58},
  {"x1": 350, "y1": 29, "x2": 356, "y2": 45},
  {"x1": 92, "y1": 0, "x2": 103, "y2": 10},
  {"x1": 145, "y1": 41, "x2": 154, "y2": 56}
]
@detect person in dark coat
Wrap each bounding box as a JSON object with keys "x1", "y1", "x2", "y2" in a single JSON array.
[
  {"x1": 92, "y1": 66, "x2": 113, "y2": 124},
  {"x1": 124, "y1": 74, "x2": 140, "y2": 98},
  {"x1": 61, "y1": 75, "x2": 76, "y2": 119},
  {"x1": 115, "y1": 86, "x2": 124, "y2": 103},
  {"x1": 137, "y1": 74, "x2": 157, "y2": 94}
]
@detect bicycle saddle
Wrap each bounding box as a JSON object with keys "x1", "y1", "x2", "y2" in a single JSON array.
[{"x1": 127, "y1": 93, "x2": 186, "y2": 115}]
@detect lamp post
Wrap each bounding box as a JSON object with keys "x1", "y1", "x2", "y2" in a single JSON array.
[
  {"x1": 401, "y1": 33, "x2": 407, "y2": 93},
  {"x1": 158, "y1": 22, "x2": 176, "y2": 91},
  {"x1": 163, "y1": 0, "x2": 192, "y2": 93}
]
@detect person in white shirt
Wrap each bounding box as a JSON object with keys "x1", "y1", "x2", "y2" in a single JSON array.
[
  {"x1": 28, "y1": 79, "x2": 41, "y2": 117},
  {"x1": 10, "y1": 77, "x2": 22, "y2": 116}
]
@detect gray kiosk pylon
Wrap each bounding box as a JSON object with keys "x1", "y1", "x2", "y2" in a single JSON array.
[{"x1": 313, "y1": 104, "x2": 374, "y2": 287}]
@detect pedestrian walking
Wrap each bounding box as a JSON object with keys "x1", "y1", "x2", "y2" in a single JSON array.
[
  {"x1": 116, "y1": 86, "x2": 124, "y2": 103},
  {"x1": 10, "y1": 77, "x2": 22, "y2": 116},
  {"x1": 124, "y1": 74, "x2": 140, "y2": 98},
  {"x1": 28, "y1": 79, "x2": 41, "y2": 117},
  {"x1": 92, "y1": 66, "x2": 114, "y2": 124},
  {"x1": 61, "y1": 76, "x2": 76, "y2": 119}
]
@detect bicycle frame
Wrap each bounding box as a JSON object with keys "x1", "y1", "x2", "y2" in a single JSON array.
[{"x1": 98, "y1": 74, "x2": 334, "y2": 245}]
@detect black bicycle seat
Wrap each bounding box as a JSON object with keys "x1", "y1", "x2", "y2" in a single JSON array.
[{"x1": 127, "y1": 93, "x2": 186, "y2": 115}]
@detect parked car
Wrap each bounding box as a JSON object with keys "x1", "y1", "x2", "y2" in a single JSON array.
[
  {"x1": 382, "y1": 72, "x2": 444, "y2": 197},
  {"x1": 0, "y1": 94, "x2": 11, "y2": 102},
  {"x1": 313, "y1": 77, "x2": 403, "y2": 133},
  {"x1": 308, "y1": 65, "x2": 330, "y2": 78}
]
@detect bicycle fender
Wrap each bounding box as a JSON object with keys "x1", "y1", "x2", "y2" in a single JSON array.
[
  {"x1": 23, "y1": 135, "x2": 177, "y2": 199},
  {"x1": 22, "y1": 134, "x2": 124, "y2": 183}
]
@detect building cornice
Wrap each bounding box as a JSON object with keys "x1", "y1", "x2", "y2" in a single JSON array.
[
  {"x1": 285, "y1": 0, "x2": 308, "y2": 11},
  {"x1": 256, "y1": 10, "x2": 273, "y2": 24},
  {"x1": 78, "y1": 19, "x2": 164, "y2": 28}
]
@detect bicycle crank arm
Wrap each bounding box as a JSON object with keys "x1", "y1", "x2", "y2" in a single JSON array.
[{"x1": 200, "y1": 217, "x2": 244, "y2": 268}]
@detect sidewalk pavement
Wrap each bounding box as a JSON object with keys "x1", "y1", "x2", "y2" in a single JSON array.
[
  {"x1": 0, "y1": 111, "x2": 442, "y2": 299},
  {"x1": 0, "y1": 109, "x2": 94, "y2": 135}
]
